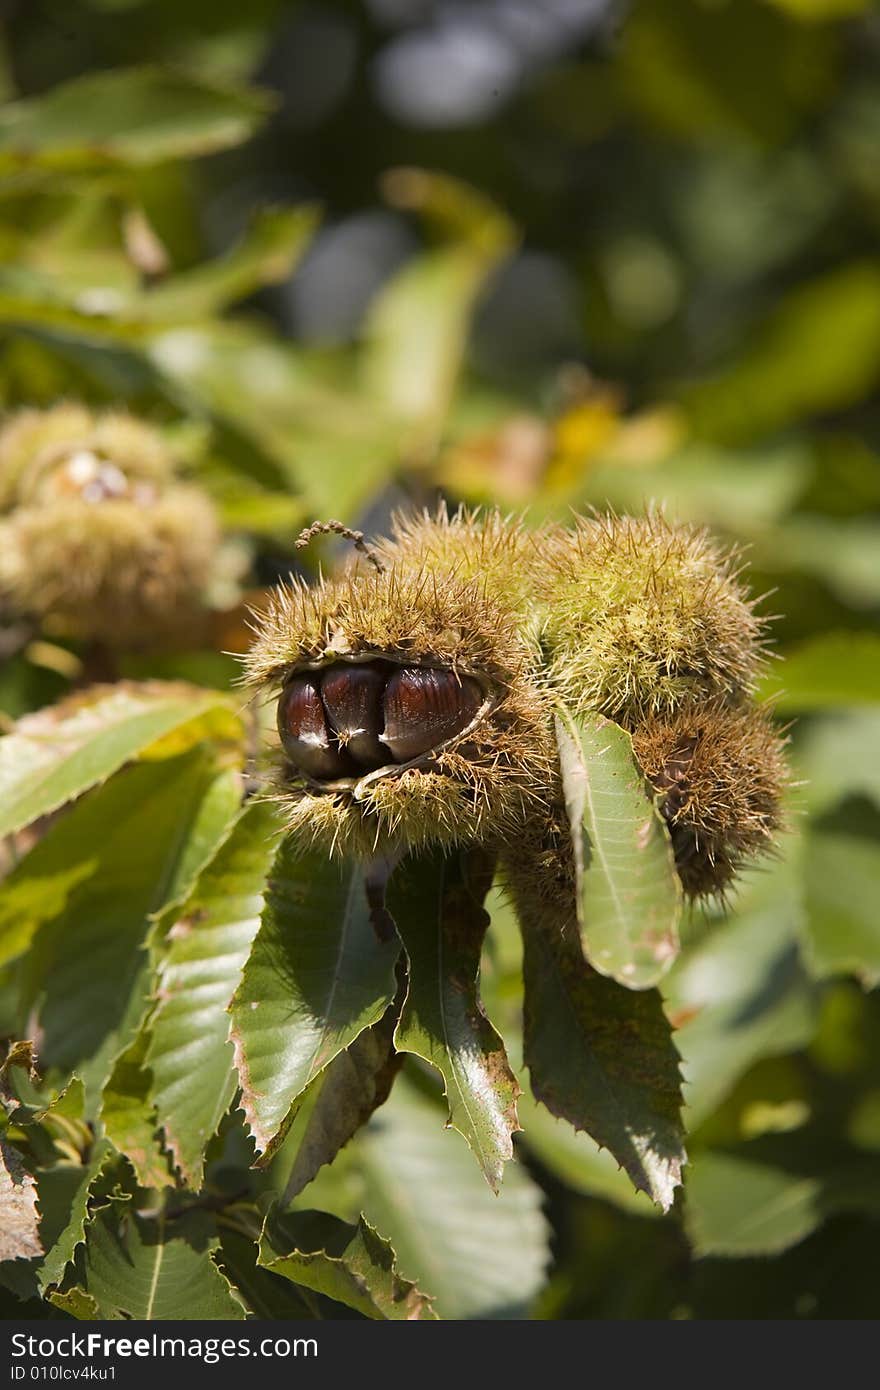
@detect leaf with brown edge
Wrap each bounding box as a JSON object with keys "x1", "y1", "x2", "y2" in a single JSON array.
[
  {"x1": 101, "y1": 1033, "x2": 172, "y2": 1191},
  {"x1": 556, "y1": 709, "x2": 682, "y2": 989},
  {"x1": 518, "y1": 893, "x2": 684, "y2": 1212},
  {"x1": 282, "y1": 1002, "x2": 403, "y2": 1203},
  {"x1": 146, "y1": 800, "x2": 284, "y2": 1187},
  {"x1": 0, "y1": 1138, "x2": 41, "y2": 1263},
  {"x1": 259, "y1": 1206, "x2": 437, "y2": 1321},
  {"x1": 0, "y1": 680, "x2": 242, "y2": 842},
  {"x1": 229, "y1": 840, "x2": 400, "y2": 1162},
  {"x1": 387, "y1": 847, "x2": 521, "y2": 1192}
]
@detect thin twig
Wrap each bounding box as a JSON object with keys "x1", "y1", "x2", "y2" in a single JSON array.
[{"x1": 295, "y1": 519, "x2": 386, "y2": 574}]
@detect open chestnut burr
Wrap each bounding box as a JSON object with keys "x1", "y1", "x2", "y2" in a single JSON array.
[{"x1": 277, "y1": 662, "x2": 484, "y2": 783}]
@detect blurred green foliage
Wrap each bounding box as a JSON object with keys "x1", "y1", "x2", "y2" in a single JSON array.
[{"x1": 1, "y1": 0, "x2": 879, "y2": 1321}]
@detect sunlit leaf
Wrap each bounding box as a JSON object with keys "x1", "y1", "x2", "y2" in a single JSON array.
[
  {"x1": 21, "y1": 750, "x2": 238, "y2": 1101},
  {"x1": 147, "y1": 801, "x2": 284, "y2": 1186},
  {"x1": 0, "y1": 753, "x2": 240, "y2": 973},
  {"x1": 229, "y1": 841, "x2": 400, "y2": 1160},
  {"x1": 0, "y1": 680, "x2": 241, "y2": 841},
  {"x1": 388, "y1": 849, "x2": 520, "y2": 1191},
  {"x1": 101, "y1": 1036, "x2": 172, "y2": 1191},
  {"x1": 556, "y1": 710, "x2": 681, "y2": 988},
  {"x1": 683, "y1": 264, "x2": 880, "y2": 443}
]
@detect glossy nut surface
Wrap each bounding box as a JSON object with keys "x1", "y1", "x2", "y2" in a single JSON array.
[
  {"x1": 320, "y1": 664, "x2": 389, "y2": 771},
  {"x1": 277, "y1": 674, "x2": 353, "y2": 780},
  {"x1": 382, "y1": 668, "x2": 483, "y2": 764}
]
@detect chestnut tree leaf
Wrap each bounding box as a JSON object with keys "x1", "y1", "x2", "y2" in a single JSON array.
[
  {"x1": 146, "y1": 800, "x2": 285, "y2": 1186},
  {"x1": 281, "y1": 1007, "x2": 402, "y2": 1203},
  {"x1": 0, "y1": 1139, "x2": 41, "y2": 1263},
  {"x1": 20, "y1": 749, "x2": 238, "y2": 1105},
  {"x1": 79, "y1": 1201, "x2": 245, "y2": 1320},
  {"x1": 387, "y1": 848, "x2": 521, "y2": 1192},
  {"x1": 518, "y1": 894, "x2": 684, "y2": 1212},
  {"x1": 101, "y1": 1034, "x2": 172, "y2": 1192},
  {"x1": 259, "y1": 1207, "x2": 436, "y2": 1321},
  {"x1": 229, "y1": 840, "x2": 400, "y2": 1160},
  {"x1": 0, "y1": 680, "x2": 241, "y2": 841},
  {"x1": 36, "y1": 1141, "x2": 114, "y2": 1292},
  {"x1": 556, "y1": 709, "x2": 682, "y2": 989}
]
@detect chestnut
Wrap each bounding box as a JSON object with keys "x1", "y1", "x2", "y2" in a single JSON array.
[
  {"x1": 382, "y1": 668, "x2": 482, "y2": 763},
  {"x1": 320, "y1": 664, "x2": 389, "y2": 771},
  {"x1": 277, "y1": 675, "x2": 352, "y2": 780}
]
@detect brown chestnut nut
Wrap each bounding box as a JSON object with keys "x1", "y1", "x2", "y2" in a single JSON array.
[
  {"x1": 277, "y1": 675, "x2": 352, "y2": 780},
  {"x1": 382, "y1": 668, "x2": 483, "y2": 763},
  {"x1": 320, "y1": 664, "x2": 390, "y2": 771}
]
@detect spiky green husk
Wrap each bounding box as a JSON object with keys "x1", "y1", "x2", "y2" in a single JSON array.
[
  {"x1": 0, "y1": 405, "x2": 222, "y2": 644},
  {"x1": 0, "y1": 404, "x2": 94, "y2": 510},
  {"x1": 245, "y1": 508, "x2": 553, "y2": 858},
  {"x1": 0, "y1": 487, "x2": 220, "y2": 644},
  {"x1": 0, "y1": 404, "x2": 174, "y2": 509},
  {"x1": 535, "y1": 512, "x2": 765, "y2": 724},
  {"x1": 246, "y1": 505, "x2": 783, "y2": 882},
  {"x1": 631, "y1": 699, "x2": 787, "y2": 898}
]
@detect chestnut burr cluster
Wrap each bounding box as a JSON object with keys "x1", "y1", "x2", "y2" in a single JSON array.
[
  {"x1": 278, "y1": 660, "x2": 484, "y2": 781},
  {"x1": 246, "y1": 507, "x2": 785, "y2": 893}
]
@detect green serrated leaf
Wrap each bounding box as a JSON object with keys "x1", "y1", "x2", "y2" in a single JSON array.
[
  {"x1": 101, "y1": 1034, "x2": 172, "y2": 1190},
  {"x1": 229, "y1": 841, "x2": 400, "y2": 1160},
  {"x1": 80, "y1": 1201, "x2": 245, "y2": 1320},
  {"x1": 517, "y1": 1087, "x2": 659, "y2": 1216},
  {"x1": 0, "y1": 67, "x2": 271, "y2": 175},
  {"x1": 1, "y1": 755, "x2": 239, "y2": 978},
  {"x1": 147, "y1": 801, "x2": 284, "y2": 1186},
  {"x1": 388, "y1": 849, "x2": 520, "y2": 1191},
  {"x1": 21, "y1": 750, "x2": 237, "y2": 1103},
  {"x1": 281, "y1": 1008, "x2": 402, "y2": 1204},
  {"x1": 47, "y1": 1286, "x2": 100, "y2": 1319},
  {"x1": 259, "y1": 1207, "x2": 436, "y2": 1321},
  {"x1": 556, "y1": 709, "x2": 682, "y2": 988},
  {"x1": 518, "y1": 890, "x2": 684, "y2": 1211},
  {"x1": 0, "y1": 680, "x2": 240, "y2": 842},
  {"x1": 36, "y1": 1140, "x2": 113, "y2": 1291}
]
